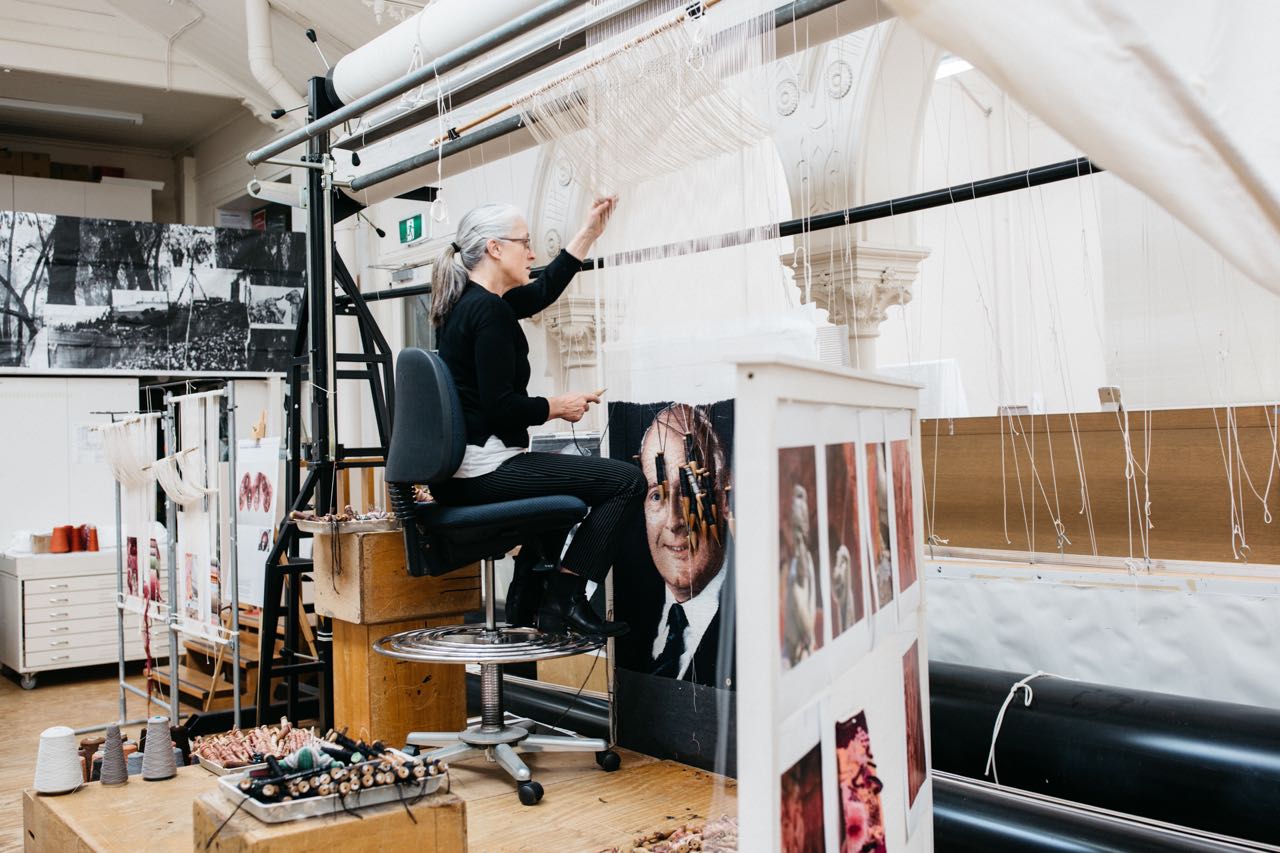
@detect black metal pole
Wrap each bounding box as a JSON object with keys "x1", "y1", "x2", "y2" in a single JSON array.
[
  {"x1": 345, "y1": 156, "x2": 1104, "y2": 305},
  {"x1": 931, "y1": 662, "x2": 1280, "y2": 846}
]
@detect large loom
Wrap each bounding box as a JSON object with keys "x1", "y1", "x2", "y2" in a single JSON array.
[{"x1": 237, "y1": 0, "x2": 1276, "y2": 848}]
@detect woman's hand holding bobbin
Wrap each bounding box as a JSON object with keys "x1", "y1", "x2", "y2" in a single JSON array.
[{"x1": 548, "y1": 391, "x2": 602, "y2": 423}]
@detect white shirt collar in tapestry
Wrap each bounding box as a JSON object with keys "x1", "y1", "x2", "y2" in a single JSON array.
[{"x1": 649, "y1": 563, "x2": 726, "y2": 681}]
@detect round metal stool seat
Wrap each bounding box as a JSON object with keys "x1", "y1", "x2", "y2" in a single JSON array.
[{"x1": 373, "y1": 624, "x2": 603, "y2": 665}]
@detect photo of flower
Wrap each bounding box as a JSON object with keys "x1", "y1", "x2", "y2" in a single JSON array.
[
  {"x1": 903, "y1": 639, "x2": 928, "y2": 806},
  {"x1": 834, "y1": 710, "x2": 887, "y2": 853},
  {"x1": 891, "y1": 439, "x2": 917, "y2": 594},
  {"x1": 780, "y1": 742, "x2": 826, "y2": 852}
]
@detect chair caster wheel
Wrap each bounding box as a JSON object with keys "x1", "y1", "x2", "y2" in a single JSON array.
[
  {"x1": 402, "y1": 744, "x2": 420, "y2": 756},
  {"x1": 595, "y1": 749, "x2": 621, "y2": 772},
  {"x1": 20, "y1": 673, "x2": 36, "y2": 690},
  {"x1": 517, "y1": 780, "x2": 544, "y2": 805}
]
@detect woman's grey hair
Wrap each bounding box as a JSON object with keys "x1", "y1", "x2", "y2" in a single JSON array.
[{"x1": 431, "y1": 202, "x2": 523, "y2": 329}]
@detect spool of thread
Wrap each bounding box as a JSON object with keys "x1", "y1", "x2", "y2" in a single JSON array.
[
  {"x1": 99, "y1": 724, "x2": 128, "y2": 786},
  {"x1": 68, "y1": 525, "x2": 84, "y2": 552},
  {"x1": 78, "y1": 736, "x2": 104, "y2": 783},
  {"x1": 141, "y1": 716, "x2": 176, "y2": 781},
  {"x1": 49, "y1": 527, "x2": 72, "y2": 554},
  {"x1": 34, "y1": 726, "x2": 83, "y2": 794},
  {"x1": 86, "y1": 526, "x2": 99, "y2": 551}
]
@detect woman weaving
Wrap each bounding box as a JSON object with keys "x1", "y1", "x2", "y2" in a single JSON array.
[{"x1": 430, "y1": 198, "x2": 642, "y2": 637}]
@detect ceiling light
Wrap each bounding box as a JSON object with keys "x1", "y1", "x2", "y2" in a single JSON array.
[
  {"x1": 935, "y1": 56, "x2": 974, "y2": 80},
  {"x1": 0, "y1": 97, "x2": 144, "y2": 125}
]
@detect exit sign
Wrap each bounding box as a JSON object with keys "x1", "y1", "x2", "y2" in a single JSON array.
[{"x1": 398, "y1": 213, "x2": 424, "y2": 244}]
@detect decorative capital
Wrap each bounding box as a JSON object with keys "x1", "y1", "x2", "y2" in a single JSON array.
[
  {"x1": 543, "y1": 295, "x2": 599, "y2": 370},
  {"x1": 782, "y1": 240, "x2": 930, "y2": 337}
]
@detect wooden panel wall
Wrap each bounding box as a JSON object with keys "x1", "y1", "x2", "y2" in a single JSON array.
[{"x1": 921, "y1": 406, "x2": 1280, "y2": 566}]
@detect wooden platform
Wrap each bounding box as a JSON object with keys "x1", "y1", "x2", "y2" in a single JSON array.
[{"x1": 5, "y1": 667, "x2": 736, "y2": 852}]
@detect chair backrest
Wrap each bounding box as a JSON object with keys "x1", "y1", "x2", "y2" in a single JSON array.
[{"x1": 384, "y1": 348, "x2": 466, "y2": 485}]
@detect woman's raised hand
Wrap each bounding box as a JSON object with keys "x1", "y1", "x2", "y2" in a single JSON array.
[
  {"x1": 548, "y1": 391, "x2": 602, "y2": 423},
  {"x1": 566, "y1": 196, "x2": 618, "y2": 259}
]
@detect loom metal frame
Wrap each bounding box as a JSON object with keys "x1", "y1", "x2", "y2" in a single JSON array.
[{"x1": 244, "y1": 0, "x2": 1105, "y2": 737}]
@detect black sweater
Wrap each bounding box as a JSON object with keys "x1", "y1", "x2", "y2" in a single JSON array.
[{"x1": 436, "y1": 249, "x2": 584, "y2": 449}]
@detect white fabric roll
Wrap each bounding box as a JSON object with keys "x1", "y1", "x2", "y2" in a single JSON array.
[{"x1": 330, "y1": 0, "x2": 548, "y2": 105}]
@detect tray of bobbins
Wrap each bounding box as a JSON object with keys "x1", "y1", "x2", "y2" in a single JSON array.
[
  {"x1": 192, "y1": 720, "x2": 320, "y2": 776},
  {"x1": 289, "y1": 507, "x2": 401, "y2": 535},
  {"x1": 218, "y1": 730, "x2": 445, "y2": 823}
]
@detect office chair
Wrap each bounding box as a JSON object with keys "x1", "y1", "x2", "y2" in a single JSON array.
[{"x1": 378, "y1": 347, "x2": 620, "y2": 805}]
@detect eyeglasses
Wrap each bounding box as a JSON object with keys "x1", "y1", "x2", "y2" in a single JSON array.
[{"x1": 496, "y1": 236, "x2": 532, "y2": 249}]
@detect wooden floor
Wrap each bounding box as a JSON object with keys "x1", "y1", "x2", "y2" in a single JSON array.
[{"x1": 1, "y1": 666, "x2": 736, "y2": 852}]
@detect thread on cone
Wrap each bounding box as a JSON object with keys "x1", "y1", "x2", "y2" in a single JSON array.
[
  {"x1": 100, "y1": 724, "x2": 128, "y2": 786},
  {"x1": 34, "y1": 726, "x2": 82, "y2": 794},
  {"x1": 141, "y1": 716, "x2": 176, "y2": 781}
]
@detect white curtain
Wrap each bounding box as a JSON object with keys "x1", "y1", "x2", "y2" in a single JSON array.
[{"x1": 885, "y1": 0, "x2": 1280, "y2": 297}]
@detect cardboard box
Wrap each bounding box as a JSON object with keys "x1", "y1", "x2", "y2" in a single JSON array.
[
  {"x1": 51, "y1": 162, "x2": 93, "y2": 182},
  {"x1": 0, "y1": 150, "x2": 17, "y2": 176},
  {"x1": 19, "y1": 152, "x2": 51, "y2": 178},
  {"x1": 92, "y1": 165, "x2": 125, "y2": 180}
]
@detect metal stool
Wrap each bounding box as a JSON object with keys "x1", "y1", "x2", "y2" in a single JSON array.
[{"x1": 382, "y1": 348, "x2": 621, "y2": 805}]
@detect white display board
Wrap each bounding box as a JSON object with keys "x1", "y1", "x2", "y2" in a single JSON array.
[
  {"x1": 235, "y1": 436, "x2": 281, "y2": 608},
  {"x1": 735, "y1": 358, "x2": 931, "y2": 852}
]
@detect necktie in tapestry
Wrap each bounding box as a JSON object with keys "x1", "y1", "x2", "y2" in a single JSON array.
[{"x1": 652, "y1": 602, "x2": 689, "y2": 678}]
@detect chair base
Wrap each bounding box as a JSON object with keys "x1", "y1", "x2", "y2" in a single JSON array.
[{"x1": 407, "y1": 721, "x2": 612, "y2": 805}]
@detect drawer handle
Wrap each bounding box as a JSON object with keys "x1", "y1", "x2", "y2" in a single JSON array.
[
  {"x1": 50, "y1": 655, "x2": 70, "y2": 661},
  {"x1": 48, "y1": 627, "x2": 70, "y2": 633},
  {"x1": 47, "y1": 597, "x2": 71, "y2": 604},
  {"x1": 48, "y1": 612, "x2": 69, "y2": 618},
  {"x1": 49, "y1": 640, "x2": 70, "y2": 647},
  {"x1": 46, "y1": 583, "x2": 70, "y2": 590}
]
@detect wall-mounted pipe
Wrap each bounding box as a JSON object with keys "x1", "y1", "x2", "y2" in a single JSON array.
[
  {"x1": 931, "y1": 662, "x2": 1280, "y2": 846},
  {"x1": 244, "y1": 0, "x2": 305, "y2": 122},
  {"x1": 246, "y1": 0, "x2": 581, "y2": 165}
]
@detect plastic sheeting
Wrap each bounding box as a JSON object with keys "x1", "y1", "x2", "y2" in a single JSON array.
[
  {"x1": 885, "y1": 0, "x2": 1280, "y2": 299},
  {"x1": 926, "y1": 559, "x2": 1280, "y2": 709}
]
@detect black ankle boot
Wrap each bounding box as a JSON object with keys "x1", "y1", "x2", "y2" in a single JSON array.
[
  {"x1": 538, "y1": 573, "x2": 628, "y2": 637},
  {"x1": 504, "y1": 572, "x2": 547, "y2": 628}
]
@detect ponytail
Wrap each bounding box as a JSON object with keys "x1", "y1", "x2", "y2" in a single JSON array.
[{"x1": 430, "y1": 202, "x2": 523, "y2": 329}]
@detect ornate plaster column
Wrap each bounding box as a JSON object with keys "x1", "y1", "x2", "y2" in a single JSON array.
[
  {"x1": 782, "y1": 239, "x2": 930, "y2": 369},
  {"x1": 534, "y1": 294, "x2": 610, "y2": 431}
]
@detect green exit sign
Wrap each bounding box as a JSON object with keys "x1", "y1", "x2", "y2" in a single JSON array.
[{"x1": 398, "y1": 213, "x2": 423, "y2": 244}]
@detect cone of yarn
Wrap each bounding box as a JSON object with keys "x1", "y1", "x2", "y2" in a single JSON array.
[
  {"x1": 99, "y1": 724, "x2": 128, "y2": 786},
  {"x1": 49, "y1": 526, "x2": 71, "y2": 554},
  {"x1": 34, "y1": 726, "x2": 83, "y2": 794},
  {"x1": 141, "y1": 716, "x2": 176, "y2": 781}
]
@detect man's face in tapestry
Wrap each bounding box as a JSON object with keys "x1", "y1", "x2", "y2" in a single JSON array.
[{"x1": 639, "y1": 405, "x2": 729, "y2": 603}]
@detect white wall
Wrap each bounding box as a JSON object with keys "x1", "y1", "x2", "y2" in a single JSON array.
[
  {"x1": 876, "y1": 65, "x2": 1280, "y2": 415},
  {"x1": 927, "y1": 557, "x2": 1280, "y2": 709},
  {"x1": 876, "y1": 70, "x2": 1107, "y2": 416}
]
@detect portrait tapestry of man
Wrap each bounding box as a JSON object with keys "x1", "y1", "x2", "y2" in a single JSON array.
[{"x1": 609, "y1": 401, "x2": 734, "y2": 687}]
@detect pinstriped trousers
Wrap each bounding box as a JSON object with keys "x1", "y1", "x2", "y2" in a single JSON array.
[{"x1": 430, "y1": 452, "x2": 646, "y2": 583}]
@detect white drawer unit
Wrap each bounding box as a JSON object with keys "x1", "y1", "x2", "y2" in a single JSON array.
[{"x1": 0, "y1": 550, "x2": 156, "y2": 689}]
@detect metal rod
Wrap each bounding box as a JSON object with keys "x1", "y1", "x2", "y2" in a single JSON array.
[
  {"x1": 345, "y1": 0, "x2": 848, "y2": 192},
  {"x1": 227, "y1": 383, "x2": 242, "y2": 730},
  {"x1": 73, "y1": 717, "x2": 151, "y2": 737},
  {"x1": 348, "y1": 156, "x2": 1105, "y2": 304},
  {"x1": 114, "y1": 478, "x2": 126, "y2": 725},
  {"x1": 245, "y1": 0, "x2": 582, "y2": 165},
  {"x1": 162, "y1": 395, "x2": 180, "y2": 725},
  {"x1": 334, "y1": 0, "x2": 653, "y2": 151}
]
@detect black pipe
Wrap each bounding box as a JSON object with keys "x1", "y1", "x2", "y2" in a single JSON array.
[
  {"x1": 343, "y1": 156, "x2": 1102, "y2": 305},
  {"x1": 933, "y1": 773, "x2": 1267, "y2": 852},
  {"x1": 931, "y1": 662, "x2": 1280, "y2": 846},
  {"x1": 466, "y1": 672, "x2": 610, "y2": 741}
]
